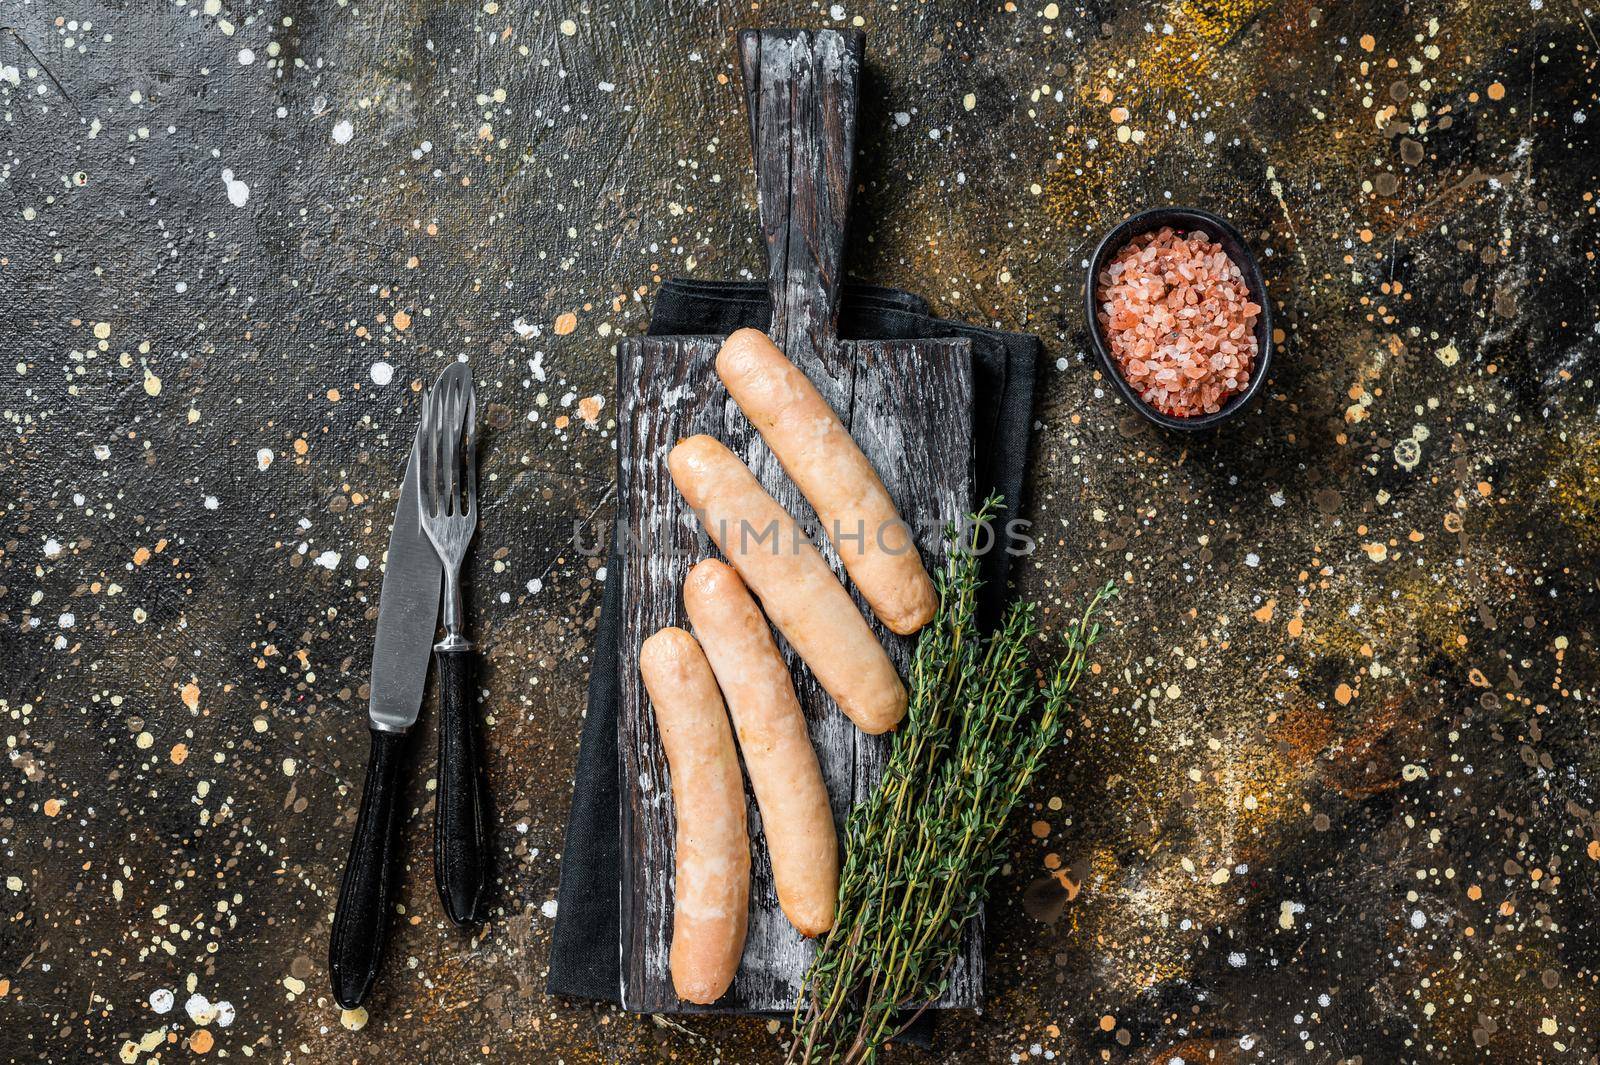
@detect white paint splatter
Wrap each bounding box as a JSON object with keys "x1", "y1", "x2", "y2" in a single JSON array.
[
  {"x1": 369, "y1": 360, "x2": 394, "y2": 386},
  {"x1": 221, "y1": 169, "x2": 250, "y2": 208},
  {"x1": 314, "y1": 550, "x2": 340, "y2": 570},
  {"x1": 237, "y1": 47, "x2": 255, "y2": 65},
  {"x1": 43, "y1": 538, "x2": 63, "y2": 558},
  {"x1": 331, "y1": 119, "x2": 354, "y2": 144},
  {"x1": 149, "y1": 989, "x2": 174, "y2": 1014},
  {"x1": 541, "y1": 899, "x2": 558, "y2": 918},
  {"x1": 185, "y1": 993, "x2": 217, "y2": 1024},
  {"x1": 256, "y1": 448, "x2": 274, "y2": 470}
]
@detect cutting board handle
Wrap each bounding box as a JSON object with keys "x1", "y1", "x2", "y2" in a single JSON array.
[{"x1": 738, "y1": 28, "x2": 864, "y2": 362}]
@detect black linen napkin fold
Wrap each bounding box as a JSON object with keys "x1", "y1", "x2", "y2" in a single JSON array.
[{"x1": 548, "y1": 279, "x2": 1043, "y2": 1033}]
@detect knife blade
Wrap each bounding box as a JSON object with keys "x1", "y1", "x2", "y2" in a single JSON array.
[
  {"x1": 329, "y1": 419, "x2": 443, "y2": 1009},
  {"x1": 369, "y1": 432, "x2": 444, "y2": 732}
]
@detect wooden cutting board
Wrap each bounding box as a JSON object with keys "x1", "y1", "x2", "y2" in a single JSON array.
[{"x1": 616, "y1": 28, "x2": 978, "y2": 1014}]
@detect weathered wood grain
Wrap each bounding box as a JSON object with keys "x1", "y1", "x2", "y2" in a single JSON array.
[
  {"x1": 617, "y1": 27, "x2": 980, "y2": 1014},
  {"x1": 617, "y1": 334, "x2": 974, "y2": 1014}
]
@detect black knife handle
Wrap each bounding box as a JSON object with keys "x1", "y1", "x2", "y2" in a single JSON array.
[
  {"x1": 330, "y1": 727, "x2": 409, "y2": 1009},
  {"x1": 433, "y1": 644, "x2": 490, "y2": 926}
]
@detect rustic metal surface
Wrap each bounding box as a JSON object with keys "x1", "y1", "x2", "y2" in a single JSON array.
[{"x1": 2, "y1": 0, "x2": 1598, "y2": 1062}]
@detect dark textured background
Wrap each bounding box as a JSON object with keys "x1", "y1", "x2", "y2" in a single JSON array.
[{"x1": 3, "y1": 0, "x2": 1598, "y2": 1061}]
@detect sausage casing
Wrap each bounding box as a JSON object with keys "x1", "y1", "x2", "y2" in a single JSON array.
[
  {"x1": 639, "y1": 627, "x2": 749, "y2": 1004},
  {"x1": 717, "y1": 327, "x2": 937, "y2": 635},
  {"x1": 684, "y1": 559, "x2": 838, "y2": 936},
  {"x1": 668, "y1": 434, "x2": 907, "y2": 734}
]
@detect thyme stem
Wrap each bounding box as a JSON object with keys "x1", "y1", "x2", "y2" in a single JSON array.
[{"x1": 788, "y1": 498, "x2": 1115, "y2": 1064}]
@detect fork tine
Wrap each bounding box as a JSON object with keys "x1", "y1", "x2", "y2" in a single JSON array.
[
  {"x1": 442, "y1": 374, "x2": 460, "y2": 515},
  {"x1": 417, "y1": 381, "x2": 436, "y2": 517},
  {"x1": 462, "y1": 380, "x2": 478, "y2": 521},
  {"x1": 432, "y1": 381, "x2": 447, "y2": 514},
  {"x1": 431, "y1": 379, "x2": 449, "y2": 515}
]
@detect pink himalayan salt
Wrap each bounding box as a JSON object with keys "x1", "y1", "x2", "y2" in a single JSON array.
[{"x1": 1096, "y1": 227, "x2": 1262, "y2": 418}]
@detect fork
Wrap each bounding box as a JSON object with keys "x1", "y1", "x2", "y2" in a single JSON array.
[{"x1": 418, "y1": 361, "x2": 490, "y2": 926}]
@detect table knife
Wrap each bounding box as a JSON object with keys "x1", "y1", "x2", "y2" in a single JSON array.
[{"x1": 329, "y1": 428, "x2": 443, "y2": 1010}]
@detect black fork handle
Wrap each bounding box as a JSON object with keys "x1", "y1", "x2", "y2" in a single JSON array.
[{"x1": 434, "y1": 644, "x2": 490, "y2": 925}]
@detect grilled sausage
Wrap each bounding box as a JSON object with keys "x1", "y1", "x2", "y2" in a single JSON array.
[
  {"x1": 717, "y1": 327, "x2": 937, "y2": 635},
  {"x1": 668, "y1": 434, "x2": 907, "y2": 734},
  {"x1": 684, "y1": 559, "x2": 838, "y2": 936},
  {"x1": 639, "y1": 627, "x2": 749, "y2": 1004}
]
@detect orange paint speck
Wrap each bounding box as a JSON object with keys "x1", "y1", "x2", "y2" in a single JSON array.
[
  {"x1": 554, "y1": 312, "x2": 578, "y2": 336},
  {"x1": 1487, "y1": 81, "x2": 1505, "y2": 100},
  {"x1": 190, "y1": 1029, "x2": 214, "y2": 1053},
  {"x1": 393, "y1": 310, "x2": 413, "y2": 331}
]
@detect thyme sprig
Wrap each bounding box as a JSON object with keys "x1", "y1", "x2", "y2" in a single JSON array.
[{"x1": 789, "y1": 498, "x2": 1114, "y2": 1064}]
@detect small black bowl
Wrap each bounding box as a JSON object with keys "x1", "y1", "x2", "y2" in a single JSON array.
[{"x1": 1085, "y1": 206, "x2": 1273, "y2": 431}]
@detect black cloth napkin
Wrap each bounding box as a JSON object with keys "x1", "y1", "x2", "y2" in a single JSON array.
[{"x1": 548, "y1": 279, "x2": 1043, "y2": 1032}]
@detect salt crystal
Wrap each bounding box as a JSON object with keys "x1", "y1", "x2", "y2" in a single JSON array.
[{"x1": 1097, "y1": 229, "x2": 1260, "y2": 417}]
